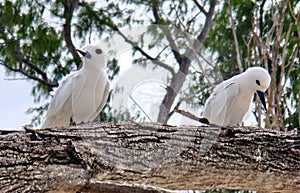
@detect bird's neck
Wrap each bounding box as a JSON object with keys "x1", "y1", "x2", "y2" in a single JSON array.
[
  {"x1": 236, "y1": 75, "x2": 255, "y2": 96},
  {"x1": 82, "y1": 62, "x2": 106, "y2": 71}
]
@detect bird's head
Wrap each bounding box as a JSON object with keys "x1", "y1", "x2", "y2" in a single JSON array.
[
  {"x1": 245, "y1": 67, "x2": 271, "y2": 92},
  {"x1": 76, "y1": 43, "x2": 107, "y2": 69},
  {"x1": 244, "y1": 67, "x2": 271, "y2": 110}
]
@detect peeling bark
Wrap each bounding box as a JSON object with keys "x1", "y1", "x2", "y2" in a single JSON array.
[{"x1": 0, "y1": 122, "x2": 299, "y2": 192}]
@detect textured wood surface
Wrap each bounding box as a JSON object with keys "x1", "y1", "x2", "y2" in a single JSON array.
[{"x1": 0, "y1": 122, "x2": 299, "y2": 192}]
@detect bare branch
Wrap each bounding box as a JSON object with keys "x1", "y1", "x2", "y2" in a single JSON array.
[
  {"x1": 227, "y1": 0, "x2": 243, "y2": 73},
  {"x1": 152, "y1": 6, "x2": 183, "y2": 66},
  {"x1": 268, "y1": 1, "x2": 287, "y2": 129},
  {"x1": 275, "y1": 23, "x2": 293, "y2": 130},
  {"x1": 192, "y1": 0, "x2": 208, "y2": 16},
  {"x1": 0, "y1": 59, "x2": 58, "y2": 89},
  {"x1": 63, "y1": 0, "x2": 81, "y2": 69},
  {"x1": 242, "y1": 35, "x2": 253, "y2": 68},
  {"x1": 129, "y1": 94, "x2": 153, "y2": 122},
  {"x1": 159, "y1": 0, "x2": 217, "y2": 123},
  {"x1": 282, "y1": 47, "x2": 298, "y2": 88},
  {"x1": 187, "y1": 0, "x2": 217, "y2": 59},
  {"x1": 114, "y1": 27, "x2": 175, "y2": 75},
  {"x1": 288, "y1": 2, "x2": 300, "y2": 43},
  {"x1": 14, "y1": 40, "x2": 50, "y2": 83},
  {"x1": 173, "y1": 109, "x2": 209, "y2": 124}
]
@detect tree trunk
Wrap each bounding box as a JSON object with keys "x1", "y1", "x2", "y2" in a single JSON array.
[{"x1": 0, "y1": 122, "x2": 299, "y2": 192}]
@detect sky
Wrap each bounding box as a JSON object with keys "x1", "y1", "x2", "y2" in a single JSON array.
[{"x1": 0, "y1": 66, "x2": 36, "y2": 129}]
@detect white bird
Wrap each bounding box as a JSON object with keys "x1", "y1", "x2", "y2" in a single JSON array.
[
  {"x1": 203, "y1": 67, "x2": 271, "y2": 126},
  {"x1": 41, "y1": 43, "x2": 110, "y2": 128}
]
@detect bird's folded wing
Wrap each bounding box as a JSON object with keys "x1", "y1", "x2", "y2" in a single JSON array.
[
  {"x1": 45, "y1": 72, "x2": 86, "y2": 117},
  {"x1": 90, "y1": 70, "x2": 110, "y2": 120},
  {"x1": 71, "y1": 71, "x2": 87, "y2": 109},
  {"x1": 44, "y1": 74, "x2": 74, "y2": 118},
  {"x1": 211, "y1": 82, "x2": 239, "y2": 124}
]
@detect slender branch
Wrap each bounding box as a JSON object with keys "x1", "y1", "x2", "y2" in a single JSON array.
[
  {"x1": 269, "y1": 1, "x2": 287, "y2": 129},
  {"x1": 114, "y1": 27, "x2": 175, "y2": 75},
  {"x1": 283, "y1": 47, "x2": 298, "y2": 88},
  {"x1": 152, "y1": 6, "x2": 183, "y2": 67},
  {"x1": 63, "y1": 0, "x2": 81, "y2": 69},
  {"x1": 187, "y1": 0, "x2": 216, "y2": 60},
  {"x1": 228, "y1": 0, "x2": 243, "y2": 73},
  {"x1": 129, "y1": 94, "x2": 153, "y2": 122},
  {"x1": 288, "y1": 1, "x2": 300, "y2": 43},
  {"x1": 242, "y1": 35, "x2": 253, "y2": 68},
  {"x1": 14, "y1": 40, "x2": 50, "y2": 83},
  {"x1": 275, "y1": 23, "x2": 292, "y2": 130},
  {"x1": 192, "y1": 0, "x2": 208, "y2": 16},
  {"x1": 259, "y1": 0, "x2": 267, "y2": 37},
  {"x1": 0, "y1": 59, "x2": 58, "y2": 88},
  {"x1": 174, "y1": 109, "x2": 209, "y2": 124}
]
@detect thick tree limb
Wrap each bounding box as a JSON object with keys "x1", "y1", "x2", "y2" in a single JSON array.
[
  {"x1": 0, "y1": 122, "x2": 299, "y2": 192},
  {"x1": 158, "y1": 0, "x2": 217, "y2": 123}
]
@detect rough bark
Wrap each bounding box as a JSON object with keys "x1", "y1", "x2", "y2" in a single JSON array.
[
  {"x1": 0, "y1": 122, "x2": 299, "y2": 192},
  {"x1": 157, "y1": 0, "x2": 217, "y2": 124}
]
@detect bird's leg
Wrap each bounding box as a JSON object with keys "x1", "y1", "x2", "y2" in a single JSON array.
[{"x1": 69, "y1": 117, "x2": 76, "y2": 126}]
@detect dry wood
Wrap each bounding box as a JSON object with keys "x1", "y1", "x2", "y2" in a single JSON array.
[{"x1": 0, "y1": 122, "x2": 299, "y2": 192}]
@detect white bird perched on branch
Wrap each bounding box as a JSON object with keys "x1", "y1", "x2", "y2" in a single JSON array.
[
  {"x1": 41, "y1": 43, "x2": 110, "y2": 128},
  {"x1": 203, "y1": 67, "x2": 271, "y2": 126}
]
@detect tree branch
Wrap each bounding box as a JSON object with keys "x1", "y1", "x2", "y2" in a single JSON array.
[
  {"x1": 227, "y1": 0, "x2": 243, "y2": 73},
  {"x1": 187, "y1": 0, "x2": 216, "y2": 59},
  {"x1": 152, "y1": 6, "x2": 183, "y2": 66},
  {"x1": 0, "y1": 59, "x2": 58, "y2": 89},
  {"x1": 266, "y1": 1, "x2": 287, "y2": 129},
  {"x1": 63, "y1": 0, "x2": 81, "y2": 69},
  {"x1": 158, "y1": 0, "x2": 217, "y2": 123},
  {"x1": 1, "y1": 122, "x2": 299, "y2": 192},
  {"x1": 192, "y1": 0, "x2": 208, "y2": 16},
  {"x1": 113, "y1": 26, "x2": 175, "y2": 75}
]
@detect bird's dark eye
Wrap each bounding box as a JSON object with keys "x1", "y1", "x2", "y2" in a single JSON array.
[
  {"x1": 95, "y1": 49, "x2": 102, "y2": 54},
  {"x1": 256, "y1": 80, "x2": 261, "y2": 86}
]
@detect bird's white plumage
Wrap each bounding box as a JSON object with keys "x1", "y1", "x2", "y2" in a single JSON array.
[
  {"x1": 41, "y1": 43, "x2": 110, "y2": 128},
  {"x1": 203, "y1": 67, "x2": 271, "y2": 126}
]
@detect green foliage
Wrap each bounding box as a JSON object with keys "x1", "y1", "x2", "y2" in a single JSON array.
[{"x1": 206, "y1": 0, "x2": 300, "y2": 130}]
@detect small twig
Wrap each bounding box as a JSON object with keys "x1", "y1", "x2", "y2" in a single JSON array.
[
  {"x1": 3, "y1": 78, "x2": 29, "y2": 81},
  {"x1": 129, "y1": 94, "x2": 153, "y2": 122},
  {"x1": 173, "y1": 109, "x2": 209, "y2": 125}
]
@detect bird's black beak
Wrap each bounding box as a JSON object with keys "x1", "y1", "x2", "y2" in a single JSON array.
[
  {"x1": 256, "y1": 90, "x2": 267, "y2": 111},
  {"x1": 76, "y1": 48, "x2": 87, "y2": 57}
]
